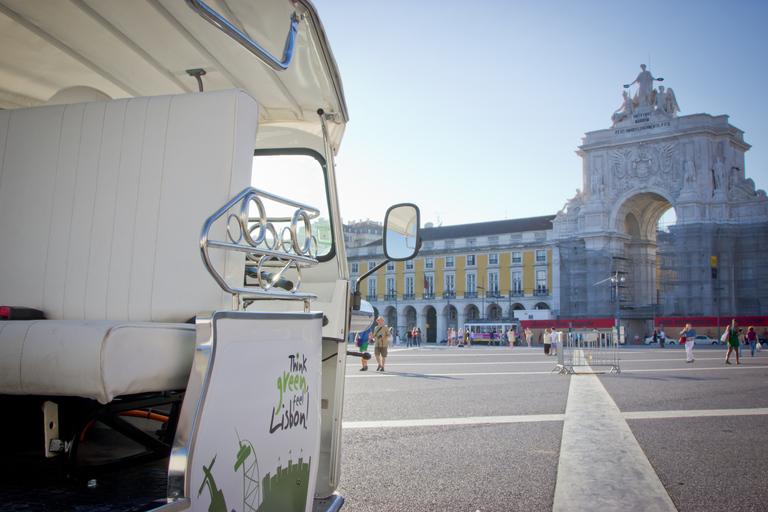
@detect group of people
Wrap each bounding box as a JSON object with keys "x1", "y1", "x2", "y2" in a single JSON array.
[
  {"x1": 678, "y1": 320, "x2": 762, "y2": 364},
  {"x1": 405, "y1": 327, "x2": 422, "y2": 347},
  {"x1": 723, "y1": 320, "x2": 762, "y2": 364},
  {"x1": 354, "y1": 316, "x2": 392, "y2": 371},
  {"x1": 649, "y1": 329, "x2": 668, "y2": 347},
  {"x1": 445, "y1": 327, "x2": 473, "y2": 347},
  {"x1": 542, "y1": 327, "x2": 559, "y2": 356}
]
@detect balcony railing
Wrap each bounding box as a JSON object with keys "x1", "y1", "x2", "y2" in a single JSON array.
[
  {"x1": 423, "y1": 291, "x2": 435, "y2": 299},
  {"x1": 534, "y1": 288, "x2": 549, "y2": 296},
  {"x1": 403, "y1": 293, "x2": 415, "y2": 300},
  {"x1": 385, "y1": 293, "x2": 397, "y2": 300},
  {"x1": 366, "y1": 294, "x2": 377, "y2": 301},
  {"x1": 465, "y1": 292, "x2": 478, "y2": 299},
  {"x1": 443, "y1": 291, "x2": 456, "y2": 299}
]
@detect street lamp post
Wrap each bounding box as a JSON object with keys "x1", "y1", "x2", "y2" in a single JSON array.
[
  {"x1": 611, "y1": 272, "x2": 626, "y2": 342},
  {"x1": 445, "y1": 287, "x2": 451, "y2": 332}
]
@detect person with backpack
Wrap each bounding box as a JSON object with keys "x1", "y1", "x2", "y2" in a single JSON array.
[{"x1": 355, "y1": 327, "x2": 372, "y2": 371}]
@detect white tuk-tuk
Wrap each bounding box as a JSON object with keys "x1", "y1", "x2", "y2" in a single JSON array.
[{"x1": 0, "y1": 1, "x2": 420, "y2": 510}]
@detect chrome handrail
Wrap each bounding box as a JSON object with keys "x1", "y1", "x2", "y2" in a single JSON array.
[
  {"x1": 185, "y1": 0, "x2": 300, "y2": 71},
  {"x1": 200, "y1": 187, "x2": 320, "y2": 311}
]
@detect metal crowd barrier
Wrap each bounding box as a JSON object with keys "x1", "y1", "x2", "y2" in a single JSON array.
[{"x1": 553, "y1": 331, "x2": 621, "y2": 374}]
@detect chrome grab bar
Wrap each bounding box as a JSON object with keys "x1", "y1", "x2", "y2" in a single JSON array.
[
  {"x1": 185, "y1": 0, "x2": 300, "y2": 71},
  {"x1": 200, "y1": 187, "x2": 320, "y2": 311}
]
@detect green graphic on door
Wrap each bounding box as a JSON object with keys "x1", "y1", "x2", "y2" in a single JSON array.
[{"x1": 198, "y1": 433, "x2": 311, "y2": 512}]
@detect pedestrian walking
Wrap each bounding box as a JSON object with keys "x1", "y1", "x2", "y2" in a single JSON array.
[
  {"x1": 526, "y1": 327, "x2": 533, "y2": 348},
  {"x1": 406, "y1": 328, "x2": 412, "y2": 348},
  {"x1": 659, "y1": 328, "x2": 666, "y2": 348},
  {"x1": 388, "y1": 327, "x2": 393, "y2": 347},
  {"x1": 724, "y1": 319, "x2": 741, "y2": 364},
  {"x1": 544, "y1": 328, "x2": 551, "y2": 355},
  {"x1": 467, "y1": 329, "x2": 473, "y2": 347},
  {"x1": 550, "y1": 327, "x2": 558, "y2": 356},
  {"x1": 508, "y1": 328, "x2": 516, "y2": 349},
  {"x1": 681, "y1": 323, "x2": 695, "y2": 363},
  {"x1": 372, "y1": 316, "x2": 389, "y2": 371},
  {"x1": 458, "y1": 328, "x2": 465, "y2": 347},
  {"x1": 355, "y1": 327, "x2": 372, "y2": 371},
  {"x1": 652, "y1": 330, "x2": 658, "y2": 346},
  {"x1": 747, "y1": 326, "x2": 759, "y2": 357},
  {"x1": 415, "y1": 327, "x2": 421, "y2": 347}
]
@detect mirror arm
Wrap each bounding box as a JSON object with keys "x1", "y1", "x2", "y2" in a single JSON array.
[{"x1": 352, "y1": 259, "x2": 391, "y2": 311}]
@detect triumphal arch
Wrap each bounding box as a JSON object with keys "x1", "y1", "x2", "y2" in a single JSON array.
[{"x1": 553, "y1": 65, "x2": 768, "y2": 328}]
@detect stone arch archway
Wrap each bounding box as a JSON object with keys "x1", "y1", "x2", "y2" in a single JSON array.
[{"x1": 610, "y1": 190, "x2": 675, "y2": 309}]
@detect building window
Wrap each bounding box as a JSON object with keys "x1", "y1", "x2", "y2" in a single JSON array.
[
  {"x1": 489, "y1": 236, "x2": 499, "y2": 245},
  {"x1": 536, "y1": 250, "x2": 547, "y2": 262},
  {"x1": 488, "y1": 272, "x2": 499, "y2": 296},
  {"x1": 425, "y1": 257, "x2": 434, "y2": 269},
  {"x1": 466, "y1": 273, "x2": 477, "y2": 297},
  {"x1": 387, "y1": 261, "x2": 395, "y2": 271},
  {"x1": 351, "y1": 263, "x2": 358, "y2": 273},
  {"x1": 536, "y1": 270, "x2": 547, "y2": 294},
  {"x1": 368, "y1": 261, "x2": 377, "y2": 270},
  {"x1": 424, "y1": 275, "x2": 434, "y2": 298},
  {"x1": 512, "y1": 271, "x2": 522, "y2": 294},
  {"x1": 466, "y1": 254, "x2": 476, "y2": 266},
  {"x1": 406, "y1": 260, "x2": 414, "y2": 270},
  {"x1": 386, "y1": 277, "x2": 396, "y2": 299},
  {"x1": 446, "y1": 256, "x2": 454, "y2": 268},
  {"x1": 489, "y1": 253, "x2": 498, "y2": 265},
  {"x1": 512, "y1": 251, "x2": 522, "y2": 263},
  {"x1": 445, "y1": 274, "x2": 455, "y2": 297},
  {"x1": 368, "y1": 277, "x2": 377, "y2": 300},
  {"x1": 467, "y1": 238, "x2": 476, "y2": 246},
  {"x1": 405, "y1": 276, "x2": 414, "y2": 299}
]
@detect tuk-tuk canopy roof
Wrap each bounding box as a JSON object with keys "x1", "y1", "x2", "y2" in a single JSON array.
[{"x1": 0, "y1": 0, "x2": 347, "y2": 149}]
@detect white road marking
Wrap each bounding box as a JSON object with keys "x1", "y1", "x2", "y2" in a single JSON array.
[
  {"x1": 553, "y1": 374, "x2": 677, "y2": 511},
  {"x1": 343, "y1": 414, "x2": 565, "y2": 429}
]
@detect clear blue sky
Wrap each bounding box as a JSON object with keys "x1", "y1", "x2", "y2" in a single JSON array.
[{"x1": 316, "y1": 0, "x2": 768, "y2": 227}]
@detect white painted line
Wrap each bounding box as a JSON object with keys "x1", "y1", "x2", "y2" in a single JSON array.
[
  {"x1": 343, "y1": 413, "x2": 565, "y2": 429},
  {"x1": 345, "y1": 370, "x2": 555, "y2": 378},
  {"x1": 553, "y1": 373, "x2": 677, "y2": 512},
  {"x1": 623, "y1": 408, "x2": 768, "y2": 420}
]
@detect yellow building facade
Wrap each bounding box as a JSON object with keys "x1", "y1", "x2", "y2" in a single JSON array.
[{"x1": 348, "y1": 216, "x2": 558, "y2": 343}]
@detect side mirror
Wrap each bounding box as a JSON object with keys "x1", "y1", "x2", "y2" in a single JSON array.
[{"x1": 383, "y1": 203, "x2": 421, "y2": 261}]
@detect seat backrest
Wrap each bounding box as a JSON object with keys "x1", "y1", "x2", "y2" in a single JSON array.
[{"x1": 0, "y1": 89, "x2": 258, "y2": 322}]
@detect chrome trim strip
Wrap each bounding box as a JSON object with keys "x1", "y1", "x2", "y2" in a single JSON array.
[
  {"x1": 167, "y1": 313, "x2": 216, "y2": 503},
  {"x1": 185, "y1": 0, "x2": 300, "y2": 72}
]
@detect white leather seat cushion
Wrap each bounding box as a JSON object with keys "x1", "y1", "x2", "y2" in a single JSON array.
[
  {"x1": 0, "y1": 89, "x2": 258, "y2": 402},
  {"x1": 0, "y1": 320, "x2": 195, "y2": 404}
]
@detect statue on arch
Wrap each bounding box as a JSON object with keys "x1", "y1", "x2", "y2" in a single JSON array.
[
  {"x1": 624, "y1": 64, "x2": 663, "y2": 107},
  {"x1": 683, "y1": 158, "x2": 696, "y2": 190},
  {"x1": 712, "y1": 157, "x2": 727, "y2": 191},
  {"x1": 611, "y1": 90, "x2": 634, "y2": 126},
  {"x1": 653, "y1": 85, "x2": 679, "y2": 117}
]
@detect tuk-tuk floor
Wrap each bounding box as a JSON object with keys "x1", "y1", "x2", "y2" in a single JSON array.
[{"x1": 0, "y1": 447, "x2": 169, "y2": 512}]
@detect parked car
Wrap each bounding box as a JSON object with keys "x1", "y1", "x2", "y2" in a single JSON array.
[
  {"x1": 693, "y1": 335, "x2": 720, "y2": 345},
  {"x1": 646, "y1": 334, "x2": 720, "y2": 345},
  {"x1": 645, "y1": 335, "x2": 675, "y2": 345}
]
